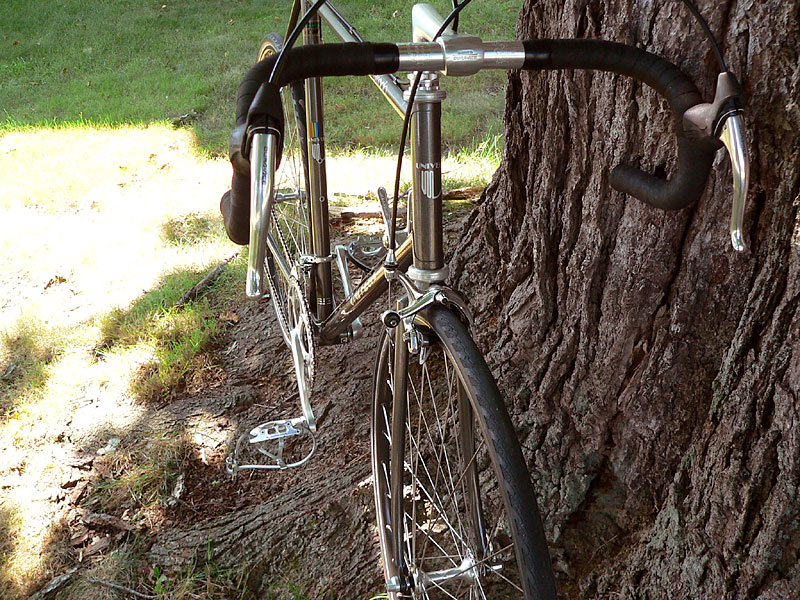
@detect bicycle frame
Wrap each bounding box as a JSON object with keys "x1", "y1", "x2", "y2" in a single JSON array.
[{"x1": 262, "y1": 0, "x2": 454, "y2": 346}]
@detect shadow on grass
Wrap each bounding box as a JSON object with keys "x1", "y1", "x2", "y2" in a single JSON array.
[
  {"x1": 95, "y1": 260, "x2": 244, "y2": 403},
  {"x1": 0, "y1": 319, "x2": 60, "y2": 415}
]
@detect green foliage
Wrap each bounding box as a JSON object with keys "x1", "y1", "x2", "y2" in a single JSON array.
[{"x1": 0, "y1": 0, "x2": 517, "y2": 153}]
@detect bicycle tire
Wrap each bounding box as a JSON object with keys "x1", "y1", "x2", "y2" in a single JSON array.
[
  {"x1": 257, "y1": 34, "x2": 315, "y2": 348},
  {"x1": 371, "y1": 306, "x2": 557, "y2": 599}
]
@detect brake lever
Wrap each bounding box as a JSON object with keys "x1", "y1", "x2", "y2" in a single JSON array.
[
  {"x1": 683, "y1": 72, "x2": 749, "y2": 252},
  {"x1": 718, "y1": 113, "x2": 749, "y2": 251}
]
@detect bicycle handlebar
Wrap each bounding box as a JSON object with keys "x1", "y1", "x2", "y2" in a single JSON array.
[
  {"x1": 523, "y1": 39, "x2": 720, "y2": 211},
  {"x1": 223, "y1": 39, "x2": 727, "y2": 246},
  {"x1": 221, "y1": 43, "x2": 398, "y2": 245}
]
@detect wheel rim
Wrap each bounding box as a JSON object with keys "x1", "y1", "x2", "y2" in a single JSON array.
[
  {"x1": 268, "y1": 83, "x2": 312, "y2": 349},
  {"x1": 373, "y1": 328, "x2": 526, "y2": 599}
]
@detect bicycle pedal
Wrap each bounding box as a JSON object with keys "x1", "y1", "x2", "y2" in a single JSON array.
[
  {"x1": 249, "y1": 419, "x2": 303, "y2": 443},
  {"x1": 226, "y1": 417, "x2": 317, "y2": 475},
  {"x1": 349, "y1": 240, "x2": 384, "y2": 257}
]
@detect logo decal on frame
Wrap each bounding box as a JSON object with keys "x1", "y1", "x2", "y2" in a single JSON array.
[{"x1": 420, "y1": 169, "x2": 439, "y2": 199}]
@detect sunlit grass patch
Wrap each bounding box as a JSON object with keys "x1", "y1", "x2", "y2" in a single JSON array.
[
  {"x1": 130, "y1": 303, "x2": 222, "y2": 401},
  {"x1": 0, "y1": 317, "x2": 62, "y2": 414},
  {"x1": 0, "y1": 124, "x2": 211, "y2": 213},
  {"x1": 319, "y1": 143, "x2": 502, "y2": 203},
  {"x1": 161, "y1": 211, "x2": 223, "y2": 246},
  {"x1": 443, "y1": 133, "x2": 503, "y2": 190},
  {"x1": 96, "y1": 267, "x2": 229, "y2": 401}
]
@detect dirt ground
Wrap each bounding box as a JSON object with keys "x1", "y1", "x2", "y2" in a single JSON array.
[{"x1": 2, "y1": 191, "x2": 478, "y2": 598}]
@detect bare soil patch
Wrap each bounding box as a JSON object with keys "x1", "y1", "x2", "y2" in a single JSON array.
[{"x1": 1, "y1": 127, "x2": 479, "y2": 598}]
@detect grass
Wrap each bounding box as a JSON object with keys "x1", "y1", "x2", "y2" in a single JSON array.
[
  {"x1": 0, "y1": 125, "x2": 241, "y2": 598},
  {"x1": 0, "y1": 1, "x2": 511, "y2": 594},
  {"x1": 98, "y1": 269, "x2": 226, "y2": 401},
  {"x1": 0, "y1": 0, "x2": 518, "y2": 153},
  {"x1": 88, "y1": 427, "x2": 191, "y2": 518},
  {"x1": 0, "y1": 505, "x2": 23, "y2": 593},
  {"x1": 56, "y1": 541, "x2": 252, "y2": 600},
  {"x1": 0, "y1": 318, "x2": 61, "y2": 414},
  {"x1": 161, "y1": 212, "x2": 222, "y2": 246}
]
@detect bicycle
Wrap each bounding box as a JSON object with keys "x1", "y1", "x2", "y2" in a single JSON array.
[{"x1": 218, "y1": 1, "x2": 750, "y2": 597}]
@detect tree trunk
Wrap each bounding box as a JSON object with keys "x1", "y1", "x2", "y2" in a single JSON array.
[{"x1": 452, "y1": 0, "x2": 800, "y2": 597}]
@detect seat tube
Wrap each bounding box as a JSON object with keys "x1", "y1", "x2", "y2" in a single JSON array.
[
  {"x1": 302, "y1": 1, "x2": 334, "y2": 321},
  {"x1": 407, "y1": 72, "x2": 447, "y2": 285}
]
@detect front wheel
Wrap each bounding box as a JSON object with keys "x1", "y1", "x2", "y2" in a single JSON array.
[{"x1": 371, "y1": 307, "x2": 558, "y2": 599}]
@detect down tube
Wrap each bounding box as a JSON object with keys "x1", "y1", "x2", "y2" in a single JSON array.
[{"x1": 320, "y1": 237, "x2": 413, "y2": 345}]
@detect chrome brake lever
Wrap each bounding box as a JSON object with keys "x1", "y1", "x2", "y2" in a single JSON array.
[
  {"x1": 718, "y1": 114, "x2": 749, "y2": 252},
  {"x1": 683, "y1": 72, "x2": 749, "y2": 252}
]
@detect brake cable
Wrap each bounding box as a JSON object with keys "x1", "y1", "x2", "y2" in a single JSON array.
[
  {"x1": 270, "y1": 0, "x2": 330, "y2": 85},
  {"x1": 678, "y1": 0, "x2": 727, "y2": 72}
]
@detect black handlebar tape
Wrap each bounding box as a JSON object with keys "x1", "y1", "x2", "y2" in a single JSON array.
[
  {"x1": 220, "y1": 176, "x2": 251, "y2": 246},
  {"x1": 223, "y1": 42, "x2": 399, "y2": 245},
  {"x1": 523, "y1": 39, "x2": 717, "y2": 211},
  {"x1": 246, "y1": 42, "x2": 399, "y2": 125},
  {"x1": 234, "y1": 42, "x2": 399, "y2": 128}
]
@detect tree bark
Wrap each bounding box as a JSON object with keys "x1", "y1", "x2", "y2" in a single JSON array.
[{"x1": 452, "y1": 0, "x2": 800, "y2": 597}]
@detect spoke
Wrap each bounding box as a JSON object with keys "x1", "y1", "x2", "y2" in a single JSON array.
[
  {"x1": 425, "y1": 578, "x2": 460, "y2": 600},
  {"x1": 403, "y1": 509, "x2": 452, "y2": 562},
  {"x1": 404, "y1": 420, "x2": 468, "y2": 557},
  {"x1": 409, "y1": 358, "x2": 475, "y2": 568},
  {"x1": 424, "y1": 362, "x2": 467, "y2": 542},
  {"x1": 484, "y1": 563, "x2": 523, "y2": 594},
  {"x1": 417, "y1": 543, "x2": 522, "y2": 597},
  {"x1": 378, "y1": 327, "x2": 526, "y2": 597},
  {"x1": 447, "y1": 441, "x2": 485, "y2": 513},
  {"x1": 405, "y1": 380, "x2": 453, "y2": 542}
]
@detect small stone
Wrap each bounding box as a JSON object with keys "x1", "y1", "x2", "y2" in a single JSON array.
[{"x1": 96, "y1": 437, "x2": 120, "y2": 455}]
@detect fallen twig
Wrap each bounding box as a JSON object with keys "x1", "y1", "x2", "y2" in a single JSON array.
[
  {"x1": 175, "y1": 252, "x2": 238, "y2": 307},
  {"x1": 86, "y1": 578, "x2": 157, "y2": 599},
  {"x1": 26, "y1": 567, "x2": 79, "y2": 600}
]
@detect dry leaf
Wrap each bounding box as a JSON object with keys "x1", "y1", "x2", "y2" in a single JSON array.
[{"x1": 220, "y1": 310, "x2": 240, "y2": 324}]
